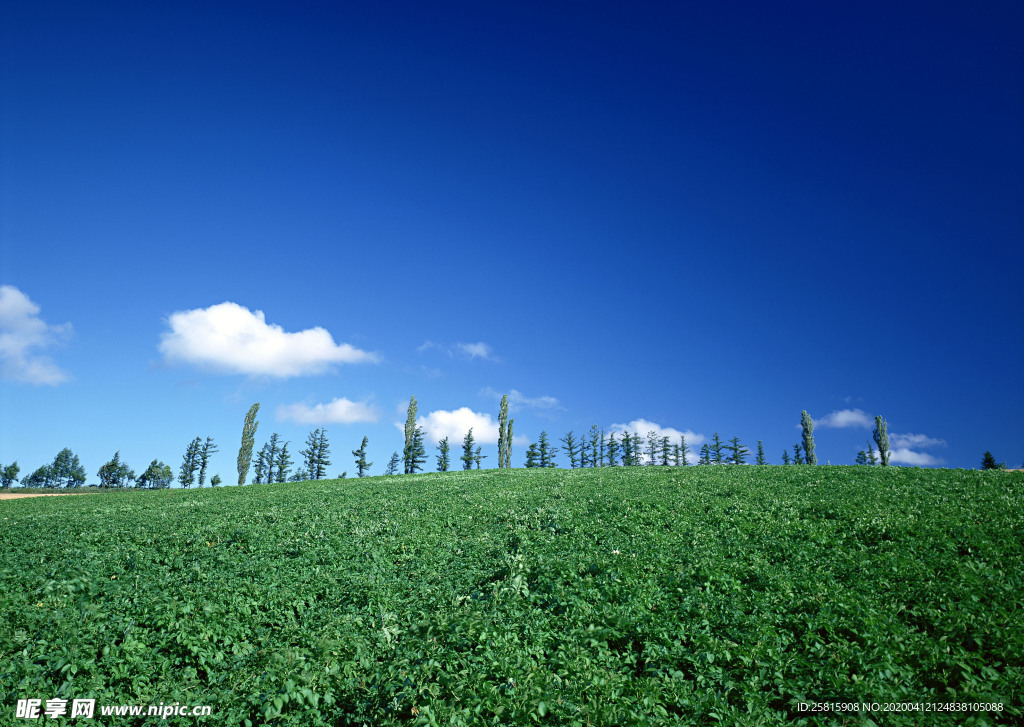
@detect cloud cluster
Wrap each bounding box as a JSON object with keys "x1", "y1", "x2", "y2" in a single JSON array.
[
  {"x1": 480, "y1": 387, "x2": 563, "y2": 412},
  {"x1": 888, "y1": 432, "x2": 947, "y2": 466},
  {"x1": 0, "y1": 285, "x2": 72, "y2": 385},
  {"x1": 277, "y1": 398, "x2": 380, "y2": 425},
  {"x1": 607, "y1": 418, "x2": 705, "y2": 464},
  {"x1": 815, "y1": 408, "x2": 874, "y2": 429},
  {"x1": 418, "y1": 340, "x2": 497, "y2": 361},
  {"x1": 159, "y1": 302, "x2": 377, "y2": 377},
  {"x1": 401, "y1": 407, "x2": 507, "y2": 445}
]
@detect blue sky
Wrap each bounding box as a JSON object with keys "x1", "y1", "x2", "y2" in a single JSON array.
[{"x1": 2, "y1": 0, "x2": 1022, "y2": 482}]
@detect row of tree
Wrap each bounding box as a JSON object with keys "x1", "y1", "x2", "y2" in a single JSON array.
[{"x1": 3, "y1": 403, "x2": 983, "y2": 491}]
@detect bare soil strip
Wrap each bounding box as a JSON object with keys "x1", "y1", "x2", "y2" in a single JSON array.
[{"x1": 0, "y1": 493, "x2": 90, "y2": 500}]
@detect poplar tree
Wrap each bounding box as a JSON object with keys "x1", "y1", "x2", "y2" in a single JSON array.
[
  {"x1": 538, "y1": 431, "x2": 557, "y2": 467},
  {"x1": 435, "y1": 437, "x2": 450, "y2": 472},
  {"x1": 197, "y1": 437, "x2": 218, "y2": 487},
  {"x1": 352, "y1": 436, "x2": 372, "y2": 477},
  {"x1": 756, "y1": 440, "x2": 766, "y2": 465},
  {"x1": 461, "y1": 429, "x2": 476, "y2": 471},
  {"x1": 873, "y1": 416, "x2": 890, "y2": 466},
  {"x1": 237, "y1": 402, "x2": 260, "y2": 486},
  {"x1": 403, "y1": 396, "x2": 419, "y2": 474},
  {"x1": 497, "y1": 394, "x2": 509, "y2": 468},
  {"x1": 506, "y1": 418, "x2": 513, "y2": 469},
  {"x1": 801, "y1": 411, "x2": 817, "y2": 465}
]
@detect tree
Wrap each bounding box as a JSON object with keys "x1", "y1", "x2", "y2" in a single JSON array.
[
  {"x1": 179, "y1": 437, "x2": 202, "y2": 488},
  {"x1": 197, "y1": 437, "x2": 218, "y2": 487},
  {"x1": 606, "y1": 432, "x2": 619, "y2": 467},
  {"x1": 699, "y1": 443, "x2": 710, "y2": 465},
  {"x1": 855, "y1": 449, "x2": 869, "y2": 465},
  {"x1": 474, "y1": 445, "x2": 486, "y2": 469},
  {"x1": 538, "y1": 431, "x2": 557, "y2": 468},
  {"x1": 137, "y1": 460, "x2": 173, "y2": 489},
  {"x1": 756, "y1": 440, "x2": 766, "y2": 466},
  {"x1": 253, "y1": 446, "x2": 268, "y2": 485},
  {"x1": 660, "y1": 436, "x2": 671, "y2": 466},
  {"x1": 981, "y1": 451, "x2": 1006, "y2": 470},
  {"x1": 782, "y1": 449, "x2": 791, "y2": 465},
  {"x1": 646, "y1": 431, "x2": 660, "y2": 465},
  {"x1": 872, "y1": 416, "x2": 890, "y2": 467},
  {"x1": 98, "y1": 452, "x2": 134, "y2": 488},
  {"x1": 274, "y1": 442, "x2": 292, "y2": 483},
  {"x1": 403, "y1": 396, "x2": 418, "y2": 474},
  {"x1": 460, "y1": 429, "x2": 476, "y2": 471},
  {"x1": 506, "y1": 418, "x2": 514, "y2": 469},
  {"x1": 679, "y1": 435, "x2": 689, "y2": 466},
  {"x1": 353, "y1": 436, "x2": 373, "y2": 477},
  {"x1": 435, "y1": 437, "x2": 450, "y2": 473},
  {"x1": 524, "y1": 442, "x2": 540, "y2": 468},
  {"x1": 407, "y1": 426, "x2": 427, "y2": 474},
  {"x1": 210, "y1": 474, "x2": 222, "y2": 487},
  {"x1": 260, "y1": 434, "x2": 282, "y2": 483},
  {"x1": 801, "y1": 411, "x2": 817, "y2": 465},
  {"x1": 385, "y1": 452, "x2": 401, "y2": 476},
  {"x1": 23, "y1": 465, "x2": 52, "y2": 488},
  {"x1": 588, "y1": 426, "x2": 602, "y2": 468},
  {"x1": 290, "y1": 468, "x2": 309, "y2": 482},
  {"x1": 727, "y1": 437, "x2": 749, "y2": 465},
  {"x1": 710, "y1": 433, "x2": 724, "y2": 465},
  {"x1": 792, "y1": 443, "x2": 802, "y2": 465},
  {"x1": 560, "y1": 431, "x2": 580, "y2": 468},
  {"x1": 867, "y1": 441, "x2": 878, "y2": 466},
  {"x1": 497, "y1": 394, "x2": 510, "y2": 468},
  {"x1": 237, "y1": 403, "x2": 260, "y2": 486},
  {"x1": 301, "y1": 428, "x2": 331, "y2": 480},
  {"x1": 1, "y1": 461, "x2": 20, "y2": 489},
  {"x1": 49, "y1": 448, "x2": 86, "y2": 488}
]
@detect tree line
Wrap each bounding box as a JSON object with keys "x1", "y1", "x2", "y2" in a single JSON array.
[{"x1": 2, "y1": 402, "x2": 992, "y2": 490}]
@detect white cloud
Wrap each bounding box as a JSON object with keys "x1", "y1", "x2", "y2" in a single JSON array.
[
  {"x1": 410, "y1": 407, "x2": 501, "y2": 444},
  {"x1": 0, "y1": 285, "x2": 72, "y2": 385},
  {"x1": 888, "y1": 448, "x2": 944, "y2": 466},
  {"x1": 815, "y1": 408, "x2": 873, "y2": 429},
  {"x1": 607, "y1": 418, "x2": 705, "y2": 464},
  {"x1": 159, "y1": 302, "x2": 377, "y2": 377},
  {"x1": 456, "y1": 342, "x2": 495, "y2": 360},
  {"x1": 480, "y1": 387, "x2": 563, "y2": 412},
  {"x1": 889, "y1": 432, "x2": 947, "y2": 449},
  {"x1": 277, "y1": 398, "x2": 380, "y2": 425}
]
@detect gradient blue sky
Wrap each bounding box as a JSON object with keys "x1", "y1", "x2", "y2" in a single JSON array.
[{"x1": 2, "y1": 0, "x2": 1022, "y2": 482}]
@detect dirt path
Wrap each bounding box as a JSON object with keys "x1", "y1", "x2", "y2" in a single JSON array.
[{"x1": 0, "y1": 493, "x2": 90, "y2": 500}]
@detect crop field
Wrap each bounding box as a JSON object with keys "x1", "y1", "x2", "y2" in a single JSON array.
[{"x1": 1, "y1": 466, "x2": 1022, "y2": 725}]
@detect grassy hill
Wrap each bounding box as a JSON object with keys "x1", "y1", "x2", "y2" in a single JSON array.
[{"x1": 1, "y1": 466, "x2": 1021, "y2": 725}]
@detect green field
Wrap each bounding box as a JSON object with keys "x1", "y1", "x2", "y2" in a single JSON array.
[{"x1": 1, "y1": 467, "x2": 1022, "y2": 725}]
